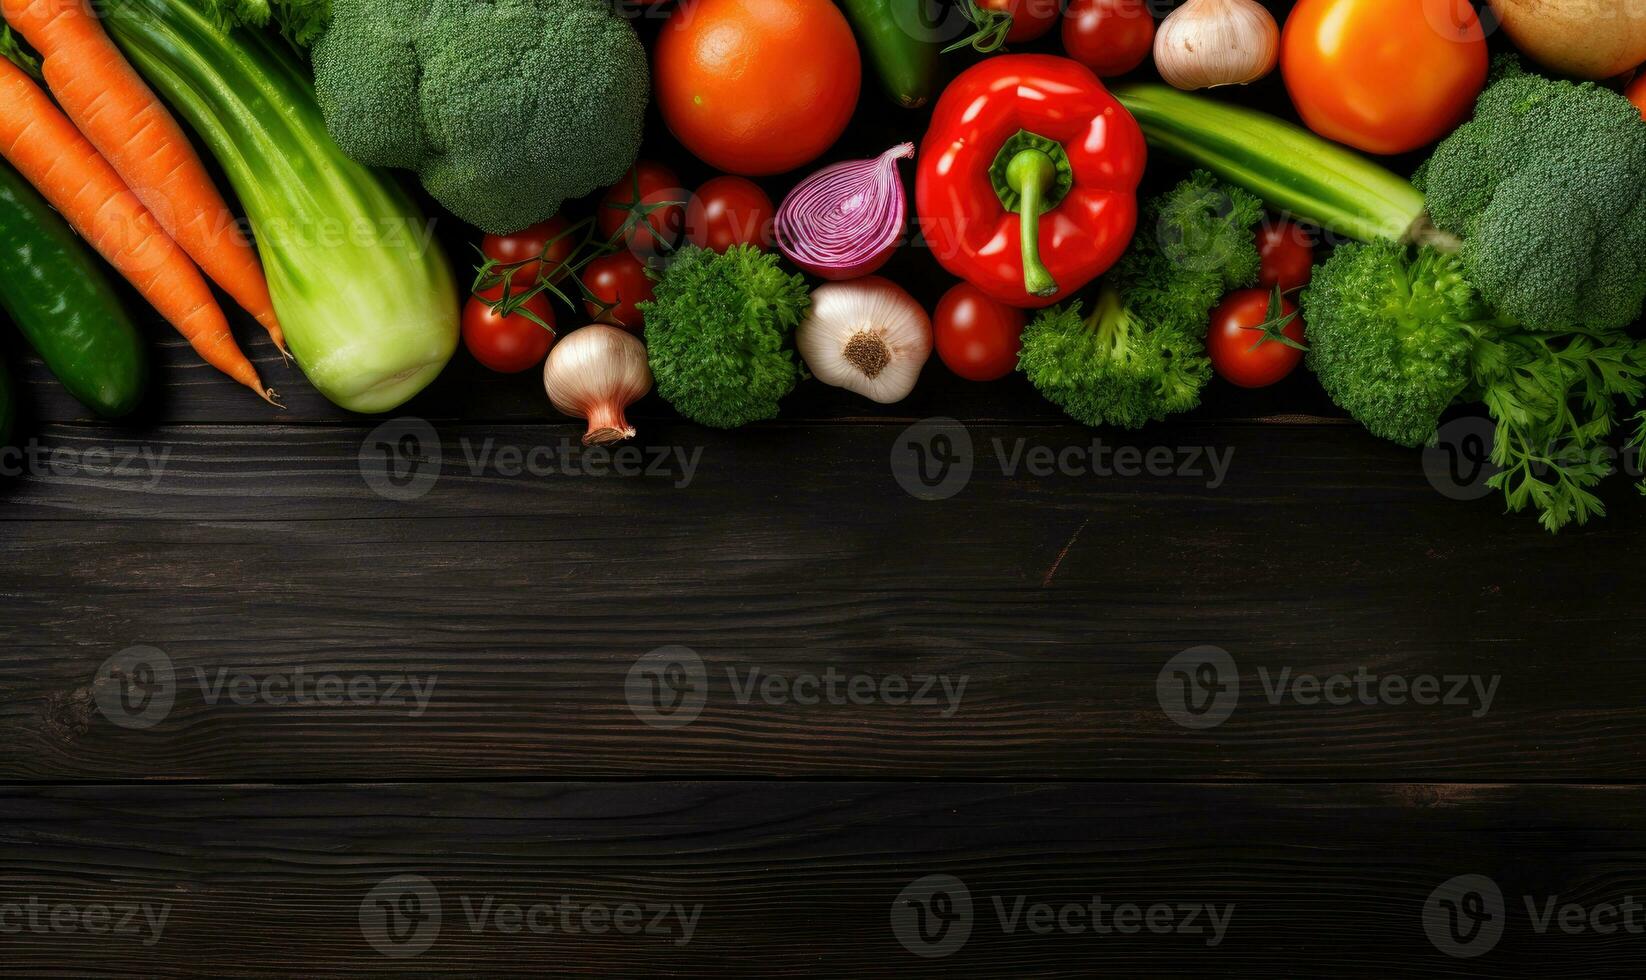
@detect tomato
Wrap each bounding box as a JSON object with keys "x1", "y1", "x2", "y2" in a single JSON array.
[
  {"x1": 934, "y1": 283, "x2": 1026, "y2": 382},
  {"x1": 685, "y1": 176, "x2": 777, "y2": 252},
  {"x1": 1628, "y1": 73, "x2": 1646, "y2": 121},
  {"x1": 582, "y1": 252, "x2": 655, "y2": 333},
  {"x1": 1256, "y1": 220, "x2": 1317, "y2": 292},
  {"x1": 654, "y1": 0, "x2": 861, "y2": 176},
  {"x1": 463, "y1": 294, "x2": 556, "y2": 374},
  {"x1": 1281, "y1": 0, "x2": 1487, "y2": 155},
  {"x1": 1207, "y1": 288, "x2": 1306, "y2": 389},
  {"x1": 599, "y1": 161, "x2": 686, "y2": 258},
  {"x1": 481, "y1": 217, "x2": 576, "y2": 286},
  {"x1": 978, "y1": 0, "x2": 1062, "y2": 42},
  {"x1": 1061, "y1": 0, "x2": 1154, "y2": 77}
]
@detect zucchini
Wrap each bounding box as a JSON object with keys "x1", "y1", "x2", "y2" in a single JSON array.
[
  {"x1": 0, "y1": 161, "x2": 147, "y2": 418},
  {"x1": 842, "y1": 0, "x2": 940, "y2": 109},
  {"x1": 1112, "y1": 83, "x2": 1433, "y2": 245}
]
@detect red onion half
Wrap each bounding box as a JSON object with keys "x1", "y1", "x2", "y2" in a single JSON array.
[{"x1": 775, "y1": 143, "x2": 915, "y2": 281}]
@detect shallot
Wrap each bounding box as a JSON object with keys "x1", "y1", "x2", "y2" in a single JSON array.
[{"x1": 542, "y1": 325, "x2": 652, "y2": 445}]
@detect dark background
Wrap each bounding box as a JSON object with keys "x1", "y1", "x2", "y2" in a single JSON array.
[{"x1": 2, "y1": 0, "x2": 1644, "y2": 975}]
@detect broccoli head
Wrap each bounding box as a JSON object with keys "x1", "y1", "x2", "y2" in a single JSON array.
[
  {"x1": 1018, "y1": 285, "x2": 1213, "y2": 430},
  {"x1": 1303, "y1": 241, "x2": 1495, "y2": 448},
  {"x1": 311, "y1": 0, "x2": 648, "y2": 234},
  {"x1": 1414, "y1": 60, "x2": 1646, "y2": 332},
  {"x1": 1019, "y1": 171, "x2": 1260, "y2": 429},
  {"x1": 641, "y1": 246, "x2": 812, "y2": 430},
  {"x1": 1303, "y1": 239, "x2": 1646, "y2": 531}
]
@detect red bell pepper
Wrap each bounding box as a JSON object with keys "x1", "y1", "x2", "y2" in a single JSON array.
[{"x1": 916, "y1": 55, "x2": 1146, "y2": 309}]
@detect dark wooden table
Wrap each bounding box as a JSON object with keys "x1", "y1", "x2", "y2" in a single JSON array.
[{"x1": 3, "y1": 4, "x2": 1644, "y2": 975}]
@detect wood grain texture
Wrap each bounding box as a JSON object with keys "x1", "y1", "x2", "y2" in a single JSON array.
[
  {"x1": 1, "y1": 781, "x2": 1643, "y2": 977},
  {"x1": 0, "y1": 421, "x2": 1639, "y2": 782}
]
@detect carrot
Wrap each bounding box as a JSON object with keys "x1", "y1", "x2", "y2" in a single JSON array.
[
  {"x1": 1, "y1": 0, "x2": 288, "y2": 355},
  {"x1": 0, "y1": 56, "x2": 276, "y2": 403}
]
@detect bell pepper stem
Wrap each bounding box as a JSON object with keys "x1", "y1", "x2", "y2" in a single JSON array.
[{"x1": 1006, "y1": 149, "x2": 1059, "y2": 298}]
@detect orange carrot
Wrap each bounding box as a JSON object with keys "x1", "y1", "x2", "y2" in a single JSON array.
[
  {"x1": 0, "y1": 56, "x2": 276, "y2": 403},
  {"x1": 2, "y1": 0, "x2": 288, "y2": 355}
]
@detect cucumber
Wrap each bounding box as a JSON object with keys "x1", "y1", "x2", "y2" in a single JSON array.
[
  {"x1": 1112, "y1": 83, "x2": 1433, "y2": 245},
  {"x1": 842, "y1": 0, "x2": 940, "y2": 109},
  {"x1": 0, "y1": 160, "x2": 148, "y2": 418}
]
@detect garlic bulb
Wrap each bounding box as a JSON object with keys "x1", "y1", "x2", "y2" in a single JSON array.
[
  {"x1": 1154, "y1": 0, "x2": 1279, "y2": 91},
  {"x1": 543, "y1": 325, "x2": 652, "y2": 445},
  {"x1": 796, "y1": 277, "x2": 932, "y2": 404}
]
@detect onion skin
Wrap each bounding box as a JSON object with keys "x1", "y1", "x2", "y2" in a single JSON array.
[{"x1": 1488, "y1": 0, "x2": 1646, "y2": 80}]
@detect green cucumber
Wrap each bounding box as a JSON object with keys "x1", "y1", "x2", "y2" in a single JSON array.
[
  {"x1": 0, "y1": 161, "x2": 147, "y2": 417},
  {"x1": 842, "y1": 0, "x2": 939, "y2": 109},
  {"x1": 1112, "y1": 83, "x2": 1436, "y2": 245}
]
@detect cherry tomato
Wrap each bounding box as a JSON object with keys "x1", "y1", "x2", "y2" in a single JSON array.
[
  {"x1": 654, "y1": 0, "x2": 861, "y2": 176},
  {"x1": 1061, "y1": 0, "x2": 1154, "y2": 77},
  {"x1": 463, "y1": 294, "x2": 556, "y2": 374},
  {"x1": 599, "y1": 161, "x2": 687, "y2": 257},
  {"x1": 978, "y1": 0, "x2": 1062, "y2": 42},
  {"x1": 685, "y1": 176, "x2": 777, "y2": 252},
  {"x1": 1627, "y1": 73, "x2": 1646, "y2": 121},
  {"x1": 934, "y1": 283, "x2": 1026, "y2": 382},
  {"x1": 1282, "y1": 0, "x2": 1487, "y2": 155},
  {"x1": 481, "y1": 217, "x2": 576, "y2": 286},
  {"x1": 1256, "y1": 220, "x2": 1317, "y2": 292},
  {"x1": 1207, "y1": 288, "x2": 1306, "y2": 389},
  {"x1": 582, "y1": 252, "x2": 655, "y2": 333}
]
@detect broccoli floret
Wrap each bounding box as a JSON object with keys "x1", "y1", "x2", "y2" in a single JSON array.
[
  {"x1": 1131, "y1": 169, "x2": 1266, "y2": 303},
  {"x1": 1414, "y1": 59, "x2": 1646, "y2": 332},
  {"x1": 1019, "y1": 171, "x2": 1260, "y2": 429},
  {"x1": 1303, "y1": 240, "x2": 1646, "y2": 531},
  {"x1": 1303, "y1": 241, "x2": 1495, "y2": 447},
  {"x1": 311, "y1": 0, "x2": 648, "y2": 233},
  {"x1": 641, "y1": 246, "x2": 812, "y2": 430},
  {"x1": 1018, "y1": 285, "x2": 1213, "y2": 429}
]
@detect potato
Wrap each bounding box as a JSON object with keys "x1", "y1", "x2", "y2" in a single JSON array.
[{"x1": 1488, "y1": 0, "x2": 1646, "y2": 79}]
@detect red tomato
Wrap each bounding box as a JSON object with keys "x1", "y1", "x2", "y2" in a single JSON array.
[
  {"x1": 934, "y1": 283, "x2": 1026, "y2": 382},
  {"x1": 654, "y1": 0, "x2": 861, "y2": 176},
  {"x1": 1282, "y1": 0, "x2": 1487, "y2": 155},
  {"x1": 1061, "y1": 0, "x2": 1154, "y2": 77},
  {"x1": 685, "y1": 176, "x2": 777, "y2": 252},
  {"x1": 599, "y1": 161, "x2": 686, "y2": 257},
  {"x1": 481, "y1": 217, "x2": 576, "y2": 286},
  {"x1": 1256, "y1": 220, "x2": 1317, "y2": 292},
  {"x1": 582, "y1": 252, "x2": 655, "y2": 333},
  {"x1": 979, "y1": 0, "x2": 1062, "y2": 42},
  {"x1": 1628, "y1": 73, "x2": 1646, "y2": 121},
  {"x1": 1207, "y1": 288, "x2": 1306, "y2": 389},
  {"x1": 463, "y1": 294, "x2": 556, "y2": 374}
]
